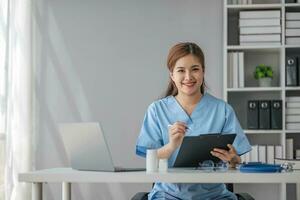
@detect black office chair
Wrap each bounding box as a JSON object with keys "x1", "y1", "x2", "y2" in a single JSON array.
[{"x1": 131, "y1": 183, "x2": 255, "y2": 200}]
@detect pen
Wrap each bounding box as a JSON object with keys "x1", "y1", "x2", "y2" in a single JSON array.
[{"x1": 168, "y1": 124, "x2": 192, "y2": 131}]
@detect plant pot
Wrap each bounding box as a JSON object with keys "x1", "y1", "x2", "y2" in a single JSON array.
[{"x1": 258, "y1": 77, "x2": 272, "y2": 87}]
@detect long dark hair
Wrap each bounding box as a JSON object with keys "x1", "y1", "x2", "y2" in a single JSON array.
[{"x1": 164, "y1": 42, "x2": 206, "y2": 97}]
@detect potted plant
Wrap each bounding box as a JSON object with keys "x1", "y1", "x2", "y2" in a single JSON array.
[{"x1": 254, "y1": 64, "x2": 273, "y2": 87}]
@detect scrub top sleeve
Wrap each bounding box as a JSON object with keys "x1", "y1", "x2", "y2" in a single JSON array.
[
  {"x1": 136, "y1": 103, "x2": 163, "y2": 158},
  {"x1": 222, "y1": 104, "x2": 252, "y2": 155}
]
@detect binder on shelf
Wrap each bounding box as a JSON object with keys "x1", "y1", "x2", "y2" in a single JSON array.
[
  {"x1": 286, "y1": 56, "x2": 298, "y2": 86},
  {"x1": 275, "y1": 145, "x2": 283, "y2": 159},
  {"x1": 245, "y1": 152, "x2": 250, "y2": 163},
  {"x1": 285, "y1": 0, "x2": 297, "y2": 3},
  {"x1": 286, "y1": 138, "x2": 294, "y2": 159},
  {"x1": 227, "y1": 53, "x2": 233, "y2": 88},
  {"x1": 233, "y1": 52, "x2": 239, "y2": 88},
  {"x1": 259, "y1": 100, "x2": 271, "y2": 129},
  {"x1": 250, "y1": 145, "x2": 259, "y2": 162},
  {"x1": 267, "y1": 145, "x2": 275, "y2": 164},
  {"x1": 238, "y1": 52, "x2": 244, "y2": 88},
  {"x1": 296, "y1": 149, "x2": 300, "y2": 159},
  {"x1": 247, "y1": 100, "x2": 259, "y2": 129},
  {"x1": 271, "y1": 100, "x2": 282, "y2": 129},
  {"x1": 258, "y1": 145, "x2": 266, "y2": 163}
]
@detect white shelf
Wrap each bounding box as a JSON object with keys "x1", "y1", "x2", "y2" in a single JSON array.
[
  {"x1": 284, "y1": 45, "x2": 300, "y2": 49},
  {"x1": 227, "y1": 4, "x2": 282, "y2": 9},
  {"x1": 285, "y1": 3, "x2": 300, "y2": 7},
  {"x1": 227, "y1": 87, "x2": 282, "y2": 92},
  {"x1": 285, "y1": 130, "x2": 300, "y2": 134},
  {"x1": 244, "y1": 130, "x2": 283, "y2": 134},
  {"x1": 285, "y1": 87, "x2": 300, "y2": 91}
]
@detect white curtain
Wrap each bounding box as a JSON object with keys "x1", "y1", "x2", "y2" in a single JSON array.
[{"x1": 4, "y1": 0, "x2": 33, "y2": 199}]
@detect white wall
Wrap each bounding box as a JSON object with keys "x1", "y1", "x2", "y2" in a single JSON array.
[{"x1": 31, "y1": 0, "x2": 279, "y2": 199}]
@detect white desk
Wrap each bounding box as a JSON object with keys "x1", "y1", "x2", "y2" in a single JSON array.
[{"x1": 19, "y1": 168, "x2": 300, "y2": 200}]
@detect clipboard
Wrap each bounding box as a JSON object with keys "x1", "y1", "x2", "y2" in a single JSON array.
[{"x1": 173, "y1": 133, "x2": 236, "y2": 167}]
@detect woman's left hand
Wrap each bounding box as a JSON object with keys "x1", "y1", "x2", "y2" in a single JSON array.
[{"x1": 210, "y1": 144, "x2": 241, "y2": 167}]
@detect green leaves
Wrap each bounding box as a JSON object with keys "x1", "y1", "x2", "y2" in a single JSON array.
[{"x1": 254, "y1": 64, "x2": 273, "y2": 79}]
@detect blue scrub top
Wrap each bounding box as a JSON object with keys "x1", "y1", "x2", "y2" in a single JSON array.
[{"x1": 136, "y1": 93, "x2": 251, "y2": 200}]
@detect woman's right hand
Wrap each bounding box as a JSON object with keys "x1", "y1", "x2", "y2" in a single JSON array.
[{"x1": 168, "y1": 122, "x2": 187, "y2": 150}]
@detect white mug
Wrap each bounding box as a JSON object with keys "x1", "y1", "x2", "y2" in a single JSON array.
[
  {"x1": 146, "y1": 149, "x2": 158, "y2": 172},
  {"x1": 159, "y1": 159, "x2": 168, "y2": 172}
]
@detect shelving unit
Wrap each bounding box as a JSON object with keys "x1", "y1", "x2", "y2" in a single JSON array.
[{"x1": 223, "y1": 0, "x2": 300, "y2": 199}]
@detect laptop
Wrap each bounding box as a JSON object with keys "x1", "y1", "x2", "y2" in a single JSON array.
[{"x1": 59, "y1": 122, "x2": 145, "y2": 172}]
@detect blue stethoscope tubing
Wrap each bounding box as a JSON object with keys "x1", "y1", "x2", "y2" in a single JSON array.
[{"x1": 239, "y1": 163, "x2": 282, "y2": 173}]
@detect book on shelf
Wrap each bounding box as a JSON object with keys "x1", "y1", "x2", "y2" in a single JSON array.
[
  {"x1": 286, "y1": 123, "x2": 300, "y2": 130},
  {"x1": 240, "y1": 34, "x2": 281, "y2": 42},
  {"x1": 286, "y1": 28, "x2": 300, "y2": 37},
  {"x1": 239, "y1": 10, "x2": 280, "y2": 19},
  {"x1": 286, "y1": 115, "x2": 300, "y2": 123},
  {"x1": 286, "y1": 20, "x2": 300, "y2": 29},
  {"x1": 286, "y1": 108, "x2": 300, "y2": 115},
  {"x1": 240, "y1": 42, "x2": 281, "y2": 46},
  {"x1": 286, "y1": 12, "x2": 300, "y2": 21},
  {"x1": 286, "y1": 37, "x2": 300, "y2": 45},
  {"x1": 287, "y1": 102, "x2": 300, "y2": 108},
  {"x1": 286, "y1": 96, "x2": 300, "y2": 102},
  {"x1": 240, "y1": 26, "x2": 281, "y2": 34},
  {"x1": 239, "y1": 18, "x2": 281, "y2": 27},
  {"x1": 275, "y1": 158, "x2": 300, "y2": 170}
]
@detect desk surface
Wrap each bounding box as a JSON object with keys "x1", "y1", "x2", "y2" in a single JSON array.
[{"x1": 19, "y1": 168, "x2": 300, "y2": 183}]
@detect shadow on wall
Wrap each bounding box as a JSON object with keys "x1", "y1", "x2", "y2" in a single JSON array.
[{"x1": 33, "y1": 1, "x2": 126, "y2": 199}]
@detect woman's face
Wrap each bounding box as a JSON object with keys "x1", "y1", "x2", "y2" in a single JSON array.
[{"x1": 170, "y1": 54, "x2": 204, "y2": 97}]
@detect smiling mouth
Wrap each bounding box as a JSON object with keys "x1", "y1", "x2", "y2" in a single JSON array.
[{"x1": 182, "y1": 82, "x2": 196, "y2": 87}]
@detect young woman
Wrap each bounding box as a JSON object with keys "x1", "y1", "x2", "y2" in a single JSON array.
[{"x1": 136, "y1": 42, "x2": 251, "y2": 200}]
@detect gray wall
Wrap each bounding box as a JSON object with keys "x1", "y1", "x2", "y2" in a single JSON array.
[{"x1": 32, "y1": 0, "x2": 278, "y2": 199}]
